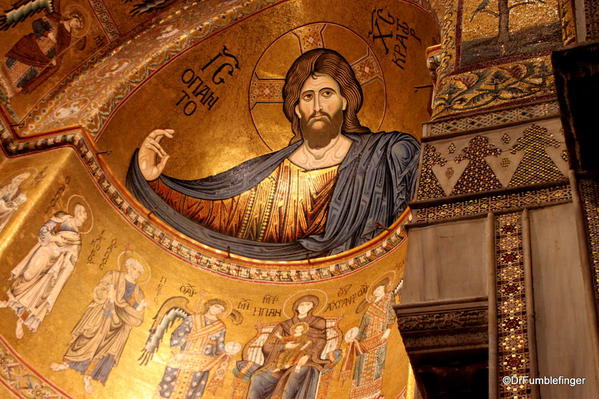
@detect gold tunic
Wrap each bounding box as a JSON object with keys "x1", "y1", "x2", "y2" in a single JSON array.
[{"x1": 150, "y1": 159, "x2": 339, "y2": 243}]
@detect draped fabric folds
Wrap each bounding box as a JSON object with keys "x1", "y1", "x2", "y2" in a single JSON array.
[{"x1": 126, "y1": 132, "x2": 419, "y2": 260}]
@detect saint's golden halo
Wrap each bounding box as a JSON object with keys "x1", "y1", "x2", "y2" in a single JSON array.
[
  {"x1": 281, "y1": 288, "x2": 329, "y2": 319},
  {"x1": 63, "y1": 4, "x2": 91, "y2": 39},
  {"x1": 66, "y1": 194, "x2": 94, "y2": 234},
  {"x1": 248, "y1": 21, "x2": 386, "y2": 151},
  {"x1": 367, "y1": 270, "x2": 398, "y2": 299},
  {"x1": 194, "y1": 296, "x2": 232, "y2": 318},
  {"x1": 117, "y1": 250, "x2": 152, "y2": 285}
]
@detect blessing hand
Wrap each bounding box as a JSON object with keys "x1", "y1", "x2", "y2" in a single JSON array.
[{"x1": 138, "y1": 129, "x2": 174, "y2": 181}]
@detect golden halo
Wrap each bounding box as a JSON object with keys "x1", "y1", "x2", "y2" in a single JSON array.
[
  {"x1": 248, "y1": 21, "x2": 386, "y2": 151},
  {"x1": 66, "y1": 194, "x2": 94, "y2": 234},
  {"x1": 367, "y1": 270, "x2": 398, "y2": 299},
  {"x1": 195, "y1": 296, "x2": 232, "y2": 318},
  {"x1": 63, "y1": 4, "x2": 91, "y2": 39},
  {"x1": 282, "y1": 289, "x2": 328, "y2": 319},
  {"x1": 117, "y1": 250, "x2": 152, "y2": 285}
]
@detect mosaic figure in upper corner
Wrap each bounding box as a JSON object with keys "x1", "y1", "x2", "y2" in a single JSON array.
[
  {"x1": 341, "y1": 278, "x2": 400, "y2": 399},
  {"x1": 0, "y1": 172, "x2": 30, "y2": 232},
  {"x1": 232, "y1": 294, "x2": 343, "y2": 399},
  {"x1": 127, "y1": 48, "x2": 420, "y2": 260},
  {"x1": 51, "y1": 257, "x2": 147, "y2": 393},
  {"x1": 138, "y1": 296, "x2": 243, "y2": 399},
  {"x1": 0, "y1": 203, "x2": 88, "y2": 339},
  {"x1": 0, "y1": 0, "x2": 87, "y2": 98}
]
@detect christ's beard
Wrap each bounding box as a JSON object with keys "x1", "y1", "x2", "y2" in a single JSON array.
[{"x1": 300, "y1": 111, "x2": 343, "y2": 149}]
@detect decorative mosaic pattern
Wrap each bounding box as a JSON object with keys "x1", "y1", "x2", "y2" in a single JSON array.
[
  {"x1": 586, "y1": 0, "x2": 599, "y2": 40},
  {"x1": 0, "y1": 122, "x2": 408, "y2": 283},
  {"x1": 412, "y1": 185, "x2": 572, "y2": 224},
  {"x1": 0, "y1": 337, "x2": 72, "y2": 399},
  {"x1": 579, "y1": 179, "x2": 599, "y2": 309},
  {"x1": 417, "y1": 123, "x2": 568, "y2": 200},
  {"x1": 495, "y1": 212, "x2": 532, "y2": 399},
  {"x1": 432, "y1": 56, "x2": 555, "y2": 119},
  {"x1": 19, "y1": 0, "x2": 282, "y2": 136},
  {"x1": 423, "y1": 101, "x2": 560, "y2": 138},
  {"x1": 89, "y1": 0, "x2": 120, "y2": 41},
  {"x1": 416, "y1": 144, "x2": 447, "y2": 199},
  {"x1": 451, "y1": 136, "x2": 502, "y2": 195},
  {"x1": 435, "y1": 0, "x2": 458, "y2": 80},
  {"x1": 507, "y1": 125, "x2": 564, "y2": 187},
  {"x1": 558, "y1": 0, "x2": 577, "y2": 45},
  {"x1": 397, "y1": 306, "x2": 488, "y2": 350}
]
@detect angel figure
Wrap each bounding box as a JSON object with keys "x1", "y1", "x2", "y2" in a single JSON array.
[
  {"x1": 0, "y1": 0, "x2": 86, "y2": 98},
  {"x1": 341, "y1": 278, "x2": 401, "y2": 399},
  {"x1": 0, "y1": 172, "x2": 30, "y2": 232},
  {"x1": 139, "y1": 296, "x2": 243, "y2": 399}
]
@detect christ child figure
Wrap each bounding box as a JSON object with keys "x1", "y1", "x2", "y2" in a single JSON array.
[{"x1": 273, "y1": 322, "x2": 312, "y2": 372}]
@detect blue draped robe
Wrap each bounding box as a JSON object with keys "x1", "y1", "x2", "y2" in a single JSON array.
[{"x1": 126, "y1": 132, "x2": 419, "y2": 260}]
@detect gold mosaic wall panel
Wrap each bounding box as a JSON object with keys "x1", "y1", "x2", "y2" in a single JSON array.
[{"x1": 0, "y1": 148, "x2": 413, "y2": 399}]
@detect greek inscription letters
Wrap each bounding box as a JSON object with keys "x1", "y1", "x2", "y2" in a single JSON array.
[
  {"x1": 252, "y1": 307, "x2": 282, "y2": 318},
  {"x1": 325, "y1": 284, "x2": 368, "y2": 312},
  {"x1": 369, "y1": 8, "x2": 421, "y2": 70},
  {"x1": 262, "y1": 295, "x2": 279, "y2": 305},
  {"x1": 175, "y1": 46, "x2": 239, "y2": 116},
  {"x1": 179, "y1": 283, "x2": 197, "y2": 297},
  {"x1": 201, "y1": 45, "x2": 240, "y2": 85},
  {"x1": 98, "y1": 238, "x2": 117, "y2": 271},
  {"x1": 237, "y1": 298, "x2": 251, "y2": 311},
  {"x1": 154, "y1": 276, "x2": 167, "y2": 303},
  {"x1": 87, "y1": 230, "x2": 106, "y2": 264}
]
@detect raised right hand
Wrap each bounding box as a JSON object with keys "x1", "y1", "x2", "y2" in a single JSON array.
[{"x1": 138, "y1": 129, "x2": 175, "y2": 181}]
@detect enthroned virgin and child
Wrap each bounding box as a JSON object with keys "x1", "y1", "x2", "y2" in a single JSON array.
[{"x1": 127, "y1": 48, "x2": 420, "y2": 260}]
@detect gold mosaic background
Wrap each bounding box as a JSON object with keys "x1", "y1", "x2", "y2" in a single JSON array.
[{"x1": 0, "y1": 1, "x2": 439, "y2": 398}]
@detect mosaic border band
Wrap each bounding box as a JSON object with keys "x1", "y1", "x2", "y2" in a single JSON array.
[
  {"x1": 396, "y1": 301, "x2": 488, "y2": 351},
  {"x1": 0, "y1": 336, "x2": 72, "y2": 399},
  {"x1": 495, "y1": 212, "x2": 532, "y2": 398},
  {"x1": 0, "y1": 122, "x2": 407, "y2": 283},
  {"x1": 411, "y1": 184, "x2": 572, "y2": 225},
  {"x1": 423, "y1": 101, "x2": 560, "y2": 139},
  {"x1": 88, "y1": 0, "x2": 120, "y2": 41},
  {"x1": 578, "y1": 179, "x2": 599, "y2": 311}
]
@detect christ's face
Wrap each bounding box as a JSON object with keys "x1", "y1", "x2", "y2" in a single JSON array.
[
  {"x1": 293, "y1": 325, "x2": 306, "y2": 335},
  {"x1": 295, "y1": 73, "x2": 347, "y2": 149}
]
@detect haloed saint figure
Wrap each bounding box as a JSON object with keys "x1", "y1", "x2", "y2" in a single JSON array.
[{"x1": 127, "y1": 48, "x2": 420, "y2": 260}]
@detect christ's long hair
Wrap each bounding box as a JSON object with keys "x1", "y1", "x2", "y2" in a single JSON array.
[{"x1": 283, "y1": 48, "x2": 370, "y2": 143}]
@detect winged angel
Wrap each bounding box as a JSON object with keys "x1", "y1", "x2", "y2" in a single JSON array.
[
  {"x1": 0, "y1": 0, "x2": 86, "y2": 97},
  {"x1": 140, "y1": 296, "x2": 243, "y2": 399}
]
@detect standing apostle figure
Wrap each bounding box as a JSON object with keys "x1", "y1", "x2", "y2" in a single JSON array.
[
  {"x1": 51, "y1": 257, "x2": 147, "y2": 393},
  {"x1": 0, "y1": 204, "x2": 87, "y2": 339}
]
